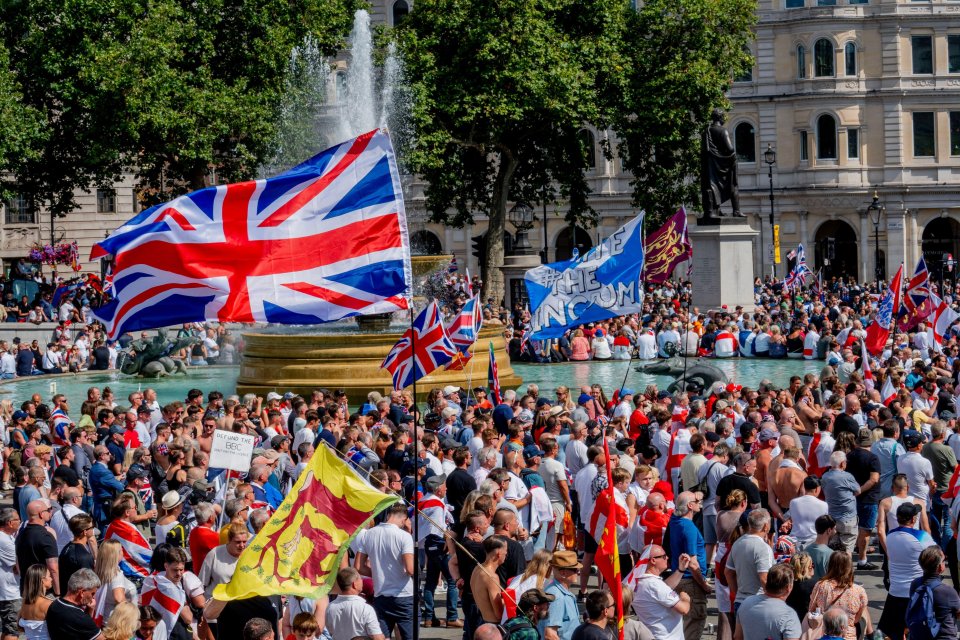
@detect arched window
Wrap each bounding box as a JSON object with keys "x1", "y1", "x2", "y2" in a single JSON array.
[
  {"x1": 817, "y1": 114, "x2": 837, "y2": 159},
  {"x1": 814, "y1": 39, "x2": 835, "y2": 77},
  {"x1": 797, "y1": 44, "x2": 807, "y2": 78},
  {"x1": 844, "y1": 42, "x2": 857, "y2": 76},
  {"x1": 392, "y1": 0, "x2": 409, "y2": 25},
  {"x1": 734, "y1": 123, "x2": 756, "y2": 162},
  {"x1": 579, "y1": 129, "x2": 596, "y2": 169}
]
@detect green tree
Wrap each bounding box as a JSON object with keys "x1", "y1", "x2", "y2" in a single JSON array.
[
  {"x1": 606, "y1": 0, "x2": 755, "y2": 228},
  {"x1": 0, "y1": 0, "x2": 360, "y2": 217},
  {"x1": 399, "y1": 0, "x2": 625, "y2": 304}
]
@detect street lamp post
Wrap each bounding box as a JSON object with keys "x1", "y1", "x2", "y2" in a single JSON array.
[
  {"x1": 867, "y1": 191, "x2": 883, "y2": 283},
  {"x1": 764, "y1": 144, "x2": 776, "y2": 280},
  {"x1": 508, "y1": 201, "x2": 535, "y2": 255}
]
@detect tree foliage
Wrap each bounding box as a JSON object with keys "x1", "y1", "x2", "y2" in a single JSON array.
[
  {"x1": 0, "y1": 0, "x2": 360, "y2": 215},
  {"x1": 605, "y1": 0, "x2": 755, "y2": 228},
  {"x1": 399, "y1": 0, "x2": 626, "y2": 303},
  {"x1": 399, "y1": 0, "x2": 754, "y2": 301}
]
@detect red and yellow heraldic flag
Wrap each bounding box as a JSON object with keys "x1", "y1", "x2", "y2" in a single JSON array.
[{"x1": 214, "y1": 444, "x2": 398, "y2": 600}]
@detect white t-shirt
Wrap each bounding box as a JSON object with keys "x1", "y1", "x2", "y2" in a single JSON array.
[
  {"x1": 325, "y1": 594, "x2": 382, "y2": 640},
  {"x1": 198, "y1": 545, "x2": 240, "y2": 599},
  {"x1": 505, "y1": 471, "x2": 532, "y2": 527},
  {"x1": 51, "y1": 504, "x2": 84, "y2": 552},
  {"x1": 897, "y1": 451, "x2": 934, "y2": 502},
  {"x1": 632, "y1": 575, "x2": 683, "y2": 640},
  {"x1": 574, "y1": 465, "x2": 598, "y2": 527},
  {"x1": 637, "y1": 333, "x2": 658, "y2": 360},
  {"x1": 362, "y1": 522, "x2": 414, "y2": 597},
  {"x1": 788, "y1": 495, "x2": 829, "y2": 545},
  {"x1": 887, "y1": 527, "x2": 936, "y2": 597}
]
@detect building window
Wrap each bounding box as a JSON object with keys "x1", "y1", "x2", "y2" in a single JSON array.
[
  {"x1": 814, "y1": 39, "x2": 834, "y2": 77},
  {"x1": 912, "y1": 35, "x2": 933, "y2": 74},
  {"x1": 913, "y1": 111, "x2": 935, "y2": 157},
  {"x1": 797, "y1": 44, "x2": 807, "y2": 78},
  {"x1": 392, "y1": 0, "x2": 409, "y2": 25},
  {"x1": 848, "y1": 0, "x2": 867, "y2": 4},
  {"x1": 785, "y1": 0, "x2": 804, "y2": 6},
  {"x1": 579, "y1": 129, "x2": 596, "y2": 169},
  {"x1": 950, "y1": 112, "x2": 960, "y2": 155},
  {"x1": 817, "y1": 0, "x2": 836, "y2": 5},
  {"x1": 96, "y1": 188, "x2": 116, "y2": 213},
  {"x1": 847, "y1": 128, "x2": 860, "y2": 159},
  {"x1": 949, "y1": 35, "x2": 960, "y2": 73},
  {"x1": 844, "y1": 42, "x2": 857, "y2": 76},
  {"x1": 4, "y1": 194, "x2": 33, "y2": 225},
  {"x1": 734, "y1": 123, "x2": 756, "y2": 162},
  {"x1": 817, "y1": 114, "x2": 837, "y2": 159},
  {"x1": 800, "y1": 130, "x2": 809, "y2": 161},
  {"x1": 734, "y1": 45, "x2": 753, "y2": 82}
]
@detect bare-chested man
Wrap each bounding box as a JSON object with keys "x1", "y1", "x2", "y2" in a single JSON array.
[{"x1": 470, "y1": 535, "x2": 508, "y2": 625}]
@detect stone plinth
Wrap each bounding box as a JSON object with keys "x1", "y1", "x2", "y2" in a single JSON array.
[
  {"x1": 236, "y1": 326, "x2": 521, "y2": 404},
  {"x1": 688, "y1": 219, "x2": 758, "y2": 312}
]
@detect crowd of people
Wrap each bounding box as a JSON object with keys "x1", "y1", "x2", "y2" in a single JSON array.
[{"x1": 0, "y1": 267, "x2": 958, "y2": 640}]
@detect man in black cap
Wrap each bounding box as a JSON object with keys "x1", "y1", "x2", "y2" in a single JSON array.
[
  {"x1": 105, "y1": 425, "x2": 126, "y2": 468},
  {"x1": 119, "y1": 465, "x2": 156, "y2": 537},
  {"x1": 501, "y1": 588, "x2": 555, "y2": 640}
]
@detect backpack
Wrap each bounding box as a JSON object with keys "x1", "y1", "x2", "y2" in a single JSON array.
[
  {"x1": 906, "y1": 581, "x2": 941, "y2": 640},
  {"x1": 500, "y1": 615, "x2": 540, "y2": 640},
  {"x1": 690, "y1": 461, "x2": 719, "y2": 499}
]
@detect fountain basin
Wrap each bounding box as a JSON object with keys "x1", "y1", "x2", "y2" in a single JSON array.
[{"x1": 236, "y1": 326, "x2": 521, "y2": 403}]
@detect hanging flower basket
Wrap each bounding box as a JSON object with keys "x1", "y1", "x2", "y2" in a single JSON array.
[{"x1": 28, "y1": 242, "x2": 81, "y2": 270}]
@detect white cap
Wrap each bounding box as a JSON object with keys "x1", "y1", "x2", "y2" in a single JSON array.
[{"x1": 266, "y1": 392, "x2": 282, "y2": 401}]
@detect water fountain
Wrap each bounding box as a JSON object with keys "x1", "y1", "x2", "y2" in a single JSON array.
[{"x1": 236, "y1": 10, "x2": 520, "y2": 402}]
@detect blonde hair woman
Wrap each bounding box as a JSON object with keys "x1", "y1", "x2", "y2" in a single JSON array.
[
  {"x1": 554, "y1": 386, "x2": 576, "y2": 412},
  {"x1": 103, "y1": 601, "x2": 140, "y2": 640},
  {"x1": 500, "y1": 549, "x2": 553, "y2": 622},
  {"x1": 95, "y1": 540, "x2": 137, "y2": 621}
]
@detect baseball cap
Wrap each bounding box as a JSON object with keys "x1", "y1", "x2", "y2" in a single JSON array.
[
  {"x1": 941, "y1": 410, "x2": 957, "y2": 420},
  {"x1": 578, "y1": 393, "x2": 592, "y2": 405},
  {"x1": 726, "y1": 383, "x2": 743, "y2": 393},
  {"x1": 270, "y1": 435, "x2": 290, "y2": 449},
  {"x1": 857, "y1": 428, "x2": 873, "y2": 447},
  {"x1": 705, "y1": 431, "x2": 722, "y2": 443},
  {"x1": 442, "y1": 385, "x2": 460, "y2": 397},
  {"x1": 523, "y1": 445, "x2": 545, "y2": 460},
  {"x1": 11, "y1": 410, "x2": 27, "y2": 421},
  {"x1": 126, "y1": 465, "x2": 149, "y2": 482},
  {"x1": 620, "y1": 388, "x2": 635, "y2": 397},
  {"x1": 441, "y1": 438, "x2": 459, "y2": 451},
  {"x1": 657, "y1": 390, "x2": 672, "y2": 400},
  {"x1": 109, "y1": 424, "x2": 124, "y2": 435},
  {"x1": 266, "y1": 392, "x2": 282, "y2": 401},
  {"x1": 903, "y1": 430, "x2": 923, "y2": 448},
  {"x1": 518, "y1": 588, "x2": 556, "y2": 609},
  {"x1": 424, "y1": 474, "x2": 447, "y2": 493},
  {"x1": 896, "y1": 502, "x2": 923, "y2": 522},
  {"x1": 758, "y1": 428, "x2": 779, "y2": 442}
]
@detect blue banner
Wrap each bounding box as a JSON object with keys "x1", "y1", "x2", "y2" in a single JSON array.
[{"x1": 524, "y1": 214, "x2": 645, "y2": 339}]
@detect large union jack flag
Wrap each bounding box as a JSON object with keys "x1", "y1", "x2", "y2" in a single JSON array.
[
  {"x1": 898, "y1": 256, "x2": 934, "y2": 330},
  {"x1": 91, "y1": 129, "x2": 412, "y2": 339},
  {"x1": 381, "y1": 300, "x2": 457, "y2": 389},
  {"x1": 784, "y1": 243, "x2": 812, "y2": 290}
]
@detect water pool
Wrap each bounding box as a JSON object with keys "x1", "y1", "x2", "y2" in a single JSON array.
[{"x1": 0, "y1": 357, "x2": 823, "y2": 409}]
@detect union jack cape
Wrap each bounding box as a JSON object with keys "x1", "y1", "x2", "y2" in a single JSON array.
[
  {"x1": 91, "y1": 129, "x2": 412, "y2": 339},
  {"x1": 381, "y1": 300, "x2": 457, "y2": 390},
  {"x1": 50, "y1": 407, "x2": 72, "y2": 447},
  {"x1": 103, "y1": 518, "x2": 152, "y2": 578}
]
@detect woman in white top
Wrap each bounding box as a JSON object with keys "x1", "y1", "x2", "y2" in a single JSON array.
[
  {"x1": 155, "y1": 491, "x2": 185, "y2": 544},
  {"x1": 94, "y1": 540, "x2": 138, "y2": 622},
  {"x1": 18, "y1": 564, "x2": 53, "y2": 640},
  {"x1": 591, "y1": 331, "x2": 612, "y2": 360}
]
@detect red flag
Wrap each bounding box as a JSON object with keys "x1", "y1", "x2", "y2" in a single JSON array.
[
  {"x1": 864, "y1": 263, "x2": 903, "y2": 355},
  {"x1": 642, "y1": 208, "x2": 692, "y2": 284},
  {"x1": 589, "y1": 439, "x2": 625, "y2": 640}
]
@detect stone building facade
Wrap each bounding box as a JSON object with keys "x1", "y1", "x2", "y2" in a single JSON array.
[{"x1": 2, "y1": 0, "x2": 958, "y2": 291}]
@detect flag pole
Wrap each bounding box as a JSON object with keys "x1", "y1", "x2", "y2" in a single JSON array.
[{"x1": 410, "y1": 303, "x2": 421, "y2": 640}]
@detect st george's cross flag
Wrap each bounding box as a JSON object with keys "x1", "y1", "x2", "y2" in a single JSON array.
[
  {"x1": 859, "y1": 341, "x2": 875, "y2": 392},
  {"x1": 381, "y1": 300, "x2": 457, "y2": 390},
  {"x1": 931, "y1": 294, "x2": 960, "y2": 351},
  {"x1": 90, "y1": 129, "x2": 412, "y2": 339},
  {"x1": 140, "y1": 574, "x2": 187, "y2": 631}
]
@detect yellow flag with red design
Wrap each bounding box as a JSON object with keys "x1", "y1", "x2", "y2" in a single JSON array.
[{"x1": 213, "y1": 444, "x2": 398, "y2": 600}]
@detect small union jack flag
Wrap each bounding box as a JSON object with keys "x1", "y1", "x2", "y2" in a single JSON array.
[
  {"x1": 898, "y1": 256, "x2": 933, "y2": 326},
  {"x1": 445, "y1": 295, "x2": 483, "y2": 353},
  {"x1": 784, "y1": 243, "x2": 812, "y2": 290},
  {"x1": 381, "y1": 300, "x2": 457, "y2": 390}
]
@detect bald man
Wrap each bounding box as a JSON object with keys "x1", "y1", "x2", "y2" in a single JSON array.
[
  {"x1": 15, "y1": 499, "x2": 59, "y2": 595},
  {"x1": 834, "y1": 395, "x2": 861, "y2": 438}
]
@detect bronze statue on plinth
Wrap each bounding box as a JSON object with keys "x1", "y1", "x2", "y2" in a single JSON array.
[{"x1": 700, "y1": 108, "x2": 744, "y2": 222}]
